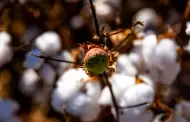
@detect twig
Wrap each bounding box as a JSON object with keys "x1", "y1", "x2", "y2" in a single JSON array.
[
  {"x1": 88, "y1": 0, "x2": 104, "y2": 45},
  {"x1": 118, "y1": 102, "x2": 149, "y2": 109},
  {"x1": 30, "y1": 52, "x2": 83, "y2": 65},
  {"x1": 111, "y1": 33, "x2": 132, "y2": 52},
  {"x1": 107, "y1": 21, "x2": 144, "y2": 37},
  {"x1": 103, "y1": 72, "x2": 119, "y2": 122}
]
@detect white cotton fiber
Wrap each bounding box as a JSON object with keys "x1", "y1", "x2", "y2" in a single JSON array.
[{"x1": 35, "y1": 31, "x2": 62, "y2": 56}]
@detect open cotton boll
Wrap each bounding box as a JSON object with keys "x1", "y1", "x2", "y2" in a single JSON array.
[
  {"x1": 184, "y1": 40, "x2": 190, "y2": 52},
  {"x1": 139, "y1": 70, "x2": 159, "y2": 88},
  {"x1": 142, "y1": 34, "x2": 158, "y2": 70},
  {"x1": 117, "y1": 83, "x2": 154, "y2": 117},
  {"x1": 115, "y1": 110, "x2": 153, "y2": 122},
  {"x1": 0, "y1": 31, "x2": 12, "y2": 45},
  {"x1": 70, "y1": 15, "x2": 84, "y2": 29},
  {"x1": 98, "y1": 74, "x2": 136, "y2": 106},
  {"x1": 85, "y1": 81, "x2": 101, "y2": 101},
  {"x1": 51, "y1": 68, "x2": 88, "y2": 113},
  {"x1": 39, "y1": 63, "x2": 56, "y2": 85},
  {"x1": 94, "y1": 2, "x2": 114, "y2": 24},
  {"x1": 0, "y1": 44, "x2": 13, "y2": 68},
  {"x1": 153, "y1": 114, "x2": 187, "y2": 122},
  {"x1": 173, "y1": 115, "x2": 187, "y2": 122},
  {"x1": 185, "y1": 21, "x2": 190, "y2": 36},
  {"x1": 133, "y1": 8, "x2": 157, "y2": 31},
  {"x1": 19, "y1": 69, "x2": 39, "y2": 96},
  {"x1": 0, "y1": 99, "x2": 19, "y2": 120},
  {"x1": 155, "y1": 39, "x2": 181, "y2": 85},
  {"x1": 66, "y1": 93, "x2": 100, "y2": 122},
  {"x1": 128, "y1": 40, "x2": 146, "y2": 72},
  {"x1": 98, "y1": 87, "x2": 111, "y2": 106},
  {"x1": 116, "y1": 54, "x2": 137, "y2": 76},
  {"x1": 180, "y1": 100, "x2": 190, "y2": 120},
  {"x1": 35, "y1": 31, "x2": 61, "y2": 56}
]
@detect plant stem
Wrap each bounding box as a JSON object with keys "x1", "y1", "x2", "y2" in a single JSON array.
[
  {"x1": 30, "y1": 52, "x2": 83, "y2": 65},
  {"x1": 88, "y1": 0, "x2": 104, "y2": 45},
  {"x1": 103, "y1": 72, "x2": 119, "y2": 122}
]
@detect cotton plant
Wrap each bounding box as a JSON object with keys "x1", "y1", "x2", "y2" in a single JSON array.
[
  {"x1": 98, "y1": 73, "x2": 136, "y2": 106},
  {"x1": 0, "y1": 32, "x2": 13, "y2": 68},
  {"x1": 94, "y1": 1, "x2": 114, "y2": 24},
  {"x1": 116, "y1": 54, "x2": 138, "y2": 77},
  {"x1": 35, "y1": 31, "x2": 62, "y2": 56},
  {"x1": 51, "y1": 68, "x2": 101, "y2": 121},
  {"x1": 184, "y1": 39, "x2": 190, "y2": 52},
  {"x1": 128, "y1": 39, "x2": 146, "y2": 72},
  {"x1": 112, "y1": 108, "x2": 153, "y2": 122},
  {"x1": 141, "y1": 34, "x2": 158, "y2": 70},
  {"x1": 0, "y1": 99, "x2": 21, "y2": 122},
  {"x1": 154, "y1": 38, "x2": 181, "y2": 85},
  {"x1": 133, "y1": 8, "x2": 158, "y2": 32},
  {"x1": 185, "y1": 21, "x2": 190, "y2": 36},
  {"x1": 99, "y1": 73, "x2": 155, "y2": 122},
  {"x1": 19, "y1": 68, "x2": 40, "y2": 96},
  {"x1": 70, "y1": 15, "x2": 85, "y2": 29},
  {"x1": 175, "y1": 100, "x2": 190, "y2": 121},
  {"x1": 0, "y1": 31, "x2": 12, "y2": 45}
]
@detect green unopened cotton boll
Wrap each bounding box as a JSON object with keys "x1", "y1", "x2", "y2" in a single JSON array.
[{"x1": 84, "y1": 48, "x2": 109, "y2": 75}]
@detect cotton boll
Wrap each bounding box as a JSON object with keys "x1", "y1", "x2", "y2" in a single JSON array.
[
  {"x1": 0, "y1": 31, "x2": 11, "y2": 45},
  {"x1": 39, "y1": 63, "x2": 56, "y2": 85},
  {"x1": 117, "y1": 83, "x2": 154, "y2": 117},
  {"x1": 51, "y1": 68, "x2": 87, "y2": 113},
  {"x1": 116, "y1": 54, "x2": 137, "y2": 76},
  {"x1": 142, "y1": 34, "x2": 158, "y2": 70},
  {"x1": 139, "y1": 70, "x2": 159, "y2": 88},
  {"x1": 85, "y1": 81, "x2": 101, "y2": 101},
  {"x1": 185, "y1": 21, "x2": 190, "y2": 36},
  {"x1": 128, "y1": 40, "x2": 146, "y2": 72},
  {"x1": 0, "y1": 44, "x2": 13, "y2": 68},
  {"x1": 70, "y1": 15, "x2": 84, "y2": 29},
  {"x1": 94, "y1": 2, "x2": 114, "y2": 24},
  {"x1": 19, "y1": 69, "x2": 39, "y2": 96},
  {"x1": 0, "y1": 99, "x2": 19, "y2": 120},
  {"x1": 155, "y1": 39, "x2": 181, "y2": 85},
  {"x1": 181, "y1": 100, "x2": 190, "y2": 120},
  {"x1": 173, "y1": 115, "x2": 187, "y2": 122},
  {"x1": 133, "y1": 8, "x2": 158, "y2": 31},
  {"x1": 98, "y1": 87, "x2": 111, "y2": 105},
  {"x1": 110, "y1": 74, "x2": 136, "y2": 93},
  {"x1": 175, "y1": 103, "x2": 183, "y2": 116},
  {"x1": 99, "y1": 74, "x2": 136, "y2": 106},
  {"x1": 35, "y1": 31, "x2": 61, "y2": 56},
  {"x1": 24, "y1": 48, "x2": 44, "y2": 69},
  {"x1": 120, "y1": 111, "x2": 153, "y2": 122},
  {"x1": 184, "y1": 40, "x2": 190, "y2": 52},
  {"x1": 66, "y1": 93, "x2": 100, "y2": 122}
]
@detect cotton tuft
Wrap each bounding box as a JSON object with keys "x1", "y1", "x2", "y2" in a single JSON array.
[{"x1": 35, "y1": 31, "x2": 62, "y2": 56}]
